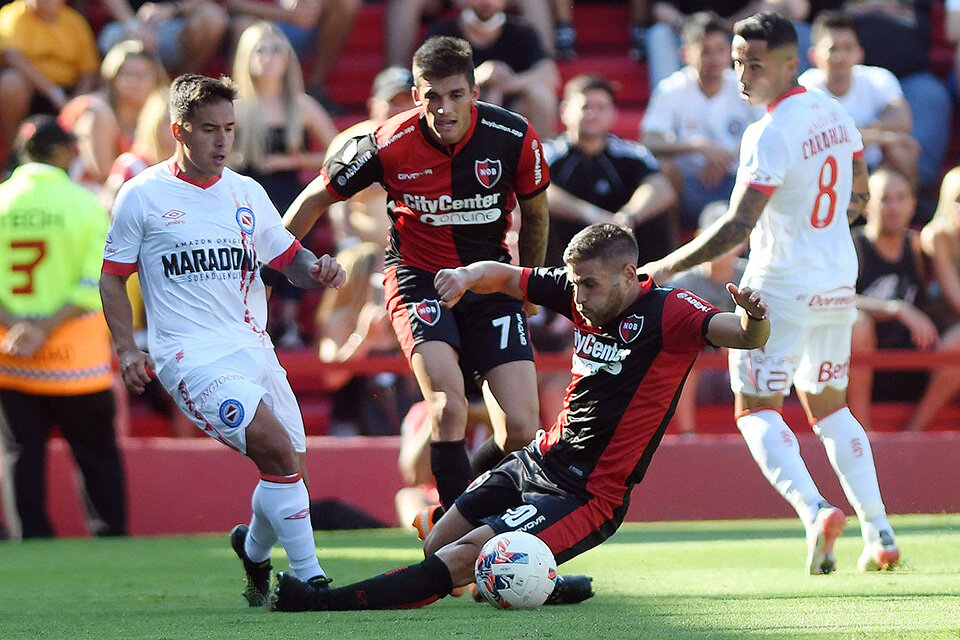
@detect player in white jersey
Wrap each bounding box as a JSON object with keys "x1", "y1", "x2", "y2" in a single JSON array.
[
  {"x1": 643, "y1": 12, "x2": 900, "y2": 574},
  {"x1": 99, "y1": 75, "x2": 347, "y2": 605}
]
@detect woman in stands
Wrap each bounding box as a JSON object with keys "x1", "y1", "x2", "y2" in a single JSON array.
[{"x1": 59, "y1": 40, "x2": 166, "y2": 188}]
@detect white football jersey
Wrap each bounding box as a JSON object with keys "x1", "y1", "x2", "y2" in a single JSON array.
[
  {"x1": 103, "y1": 161, "x2": 301, "y2": 376},
  {"x1": 736, "y1": 86, "x2": 863, "y2": 293}
]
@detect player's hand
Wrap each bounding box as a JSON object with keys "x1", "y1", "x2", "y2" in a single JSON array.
[
  {"x1": 309, "y1": 254, "x2": 346, "y2": 289},
  {"x1": 639, "y1": 260, "x2": 673, "y2": 285},
  {"x1": 726, "y1": 283, "x2": 768, "y2": 321},
  {"x1": 895, "y1": 302, "x2": 938, "y2": 350},
  {"x1": 0, "y1": 321, "x2": 47, "y2": 359},
  {"x1": 434, "y1": 268, "x2": 469, "y2": 308},
  {"x1": 118, "y1": 349, "x2": 155, "y2": 395}
]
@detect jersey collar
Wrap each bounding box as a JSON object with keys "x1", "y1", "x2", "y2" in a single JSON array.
[
  {"x1": 766, "y1": 85, "x2": 806, "y2": 113},
  {"x1": 418, "y1": 104, "x2": 479, "y2": 157},
  {"x1": 167, "y1": 158, "x2": 222, "y2": 189}
]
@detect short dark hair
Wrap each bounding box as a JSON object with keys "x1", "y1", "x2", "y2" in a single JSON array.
[
  {"x1": 733, "y1": 11, "x2": 798, "y2": 50},
  {"x1": 15, "y1": 115, "x2": 75, "y2": 163},
  {"x1": 412, "y1": 36, "x2": 476, "y2": 87},
  {"x1": 681, "y1": 11, "x2": 729, "y2": 46},
  {"x1": 563, "y1": 224, "x2": 639, "y2": 266},
  {"x1": 811, "y1": 10, "x2": 858, "y2": 46},
  {"x1": 563, "y1": 74, "x2": 616, "y2": 102},
  {"x1": 169, "y1": 74, "x2": 238, "y2": 124}
]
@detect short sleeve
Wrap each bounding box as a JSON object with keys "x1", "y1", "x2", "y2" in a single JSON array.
[
  {"x1": 866, "y1": 65, "x2": 904, "y2": 104},
  {"x1": 736, "y1": 123, "x2": 791, "y2": 195},
  {"x1": 71, "y1": 199, "x2": 109, "y2": 310},
  {"x1": 661, "y1": 288, "x2": 722, "y2": 351},
  {"x1": 102, "y1": 181, "x2": 144, "y2": 275},
  {"x1": 249, "y1": 181, "x2": 302, "y2": 270},
  {"x1": 520, "y1": 266, "x2": 574, "y2": 318},
  {"x1": 515, "y1": 125, "x2": 549, "y2": 198},
  {"x1": 640, "y1": 85, "x2": 676, "y2": 136},
  {"x1": 320, "y1": 133, "x2": 384, "y2": 200}
]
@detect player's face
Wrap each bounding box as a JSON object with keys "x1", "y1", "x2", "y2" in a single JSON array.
[
  {"x1": 812, "y1": 28, "x2": 862, "y2": 79},
  {"x1": 688, "y1": 32, "x2": 731, "y2": 83},
  {"x1": 414, "y1": 74, "x2": 479, "y2": 145},
  {"x1": 568, "y1": 257, "x2": 635, "y2": 328},
  {"x1": 173, "y1": 99, "x2": 235, "y2": 180},
  {"x1": 561, "y1": 88, "x2": 615, "y2": 139},
  {"x1": 867, "y1": 172, "x2": 915, "y2": 235},
  {"x1": 732, "y1": 36, "x2": 799, "y2": 106}
]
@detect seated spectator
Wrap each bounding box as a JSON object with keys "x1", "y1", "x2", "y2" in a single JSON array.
[
  {"x1": 646, "y1": 0, "x2": 811, "y2": 89},
  {"x1": 326, "y1": 66, "x2": 416, "y2": 249},
  {"x1": 58, "y1": 40, "x2": 167, "y2": 189},
  {"x1": 921, "y1": 166, "x2": 960, "y2": 328},
  {"x1": 850, "y1": 167, "x2": 960, "y2": 431},
  {"x1": 641, "y1": 12, "x2": 762, "y2": 229},
  {"x1": 799, "y1": 11, "x2": 918, "y2": 185},
  {"x1": 947, "y1": 0, "x2": 960, "y2": 96},
  {"x1": 315, "y1": 243, "x2": 415, "y2": 436},
  {"x1": 97, "y1": 0, "x2": 228, "y2": 76},
  {"x1": 232, "y1": 21, "x2": 340, "y2": 348},
  {"x1": 0, "y1": 0, "x2": 99, "y2": 163},
  {"x1": 427, "y1": 0, "x2": 560, "y2": 136},
  {"x1": 225, "y1": 0, "x2": 360, "y2": 108},
  {"x1": 553, "y1": 0, "x2": 651, "y2": 61},
  {"x1": 846, "y1": 0, "x2": 952, "y2": 200},
  {"x1": 665, "y1": 201, "x2": 745, "y2": 435}
]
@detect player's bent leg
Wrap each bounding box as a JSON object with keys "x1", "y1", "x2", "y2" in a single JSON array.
[
  {"x1": 424, "y1": 504, "x2": 477, "y2": 557},
  {"x1": 411, "y1": 342, "x2": 471, "y2": 510}
]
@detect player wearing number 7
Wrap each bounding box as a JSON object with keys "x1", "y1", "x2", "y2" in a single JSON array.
[{"x1": 642, "y1": 12, "x2": 900, "y2": 574}]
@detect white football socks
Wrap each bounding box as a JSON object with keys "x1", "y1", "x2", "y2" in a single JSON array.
[
  {"x1": 250, "y1": 474, "x2": 325, "y2": 580},
  {"x1": 737, "y1": 410, "x2": 825, "y2": 527},
  {"x1": 812, "y1": 407, "x2": 892, "y2": 544}
]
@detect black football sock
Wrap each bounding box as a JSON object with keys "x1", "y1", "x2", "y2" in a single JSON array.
[
  {"x1": 470, "y1": 436, "x2": 507, "y2": 476},
  {"x1": 326, "y1": 554, "x2": 454, "y2": 610},
  {"x1": 430, "y1": 439, "x2": 471, "y2": 510}
]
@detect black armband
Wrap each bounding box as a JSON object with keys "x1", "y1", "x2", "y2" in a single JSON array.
[{"x1": 260, "y1": 264, "x2": 286, "y2": 288}]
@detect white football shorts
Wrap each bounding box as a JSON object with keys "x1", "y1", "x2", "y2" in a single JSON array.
[{"x1": 729, "y1": 284, "x2": 857, "y2": 397}]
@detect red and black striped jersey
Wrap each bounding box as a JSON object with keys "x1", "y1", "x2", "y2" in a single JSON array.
[
  {"x1": 319, "y1": 102, "x2": 549, "y2": 272},
  {"x1": 520, "y1": 266, "x2": 722, "y2": 503}
]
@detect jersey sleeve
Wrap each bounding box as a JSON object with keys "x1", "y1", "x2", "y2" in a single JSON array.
[
  {"x1": 515, "y1": 125, "x2": 549, "y2": 198},
  {"x1": 867, "y1": 65, "x2": 905, "y2": 104},
  {"x1": 520, "y1": 266, "x2": 574, "y2": 318},
  {"x1": 319, "y1": 133, "x2": 384, "y2": 200},
  {"x1": 661, "y1": 288, "x2": 722, "y2": 352},
  {"x1": 102, "y1": 181, "x2": 144, "y2": 275},
  {"x1": 736, "y1": 123, "x2": 791, "y2": 195},
  {"x1": 640, "y1": 85, "x2": 676, "y2": 136},
  {"x1": 250, "y1": 182, "x2": 303, "y2": 270},
  {"x1": 71, "y1": 202, "x2": 109, "y2": 310}
]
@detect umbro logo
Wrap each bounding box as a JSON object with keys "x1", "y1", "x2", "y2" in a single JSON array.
[{"x1": 162, "y1": 210, "x2": 186, "y2": 219}]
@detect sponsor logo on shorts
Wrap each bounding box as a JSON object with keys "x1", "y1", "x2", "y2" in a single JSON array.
[
  {"x1": 411, "y1": 299, "x2": 441, "y2": 326},
  {"x1": 807, "y1": 287, "x2": 855, "y2": 309},
  {"x1": 475, "y1": 158, "x2": 502, "y2": 189},
  {"x1": 236, "y1": 207, "x2": 255, "y2": 234},
  {"x1": 465, "y1": 470, "x2": 490, "y2": 492},
  {"x1": 502, "y1": 504, "x2": 539, "y2": 528},
  {"x1": 283, "y1": 508, "x2": 311, "y2": 520},
  {"x1": 618, "y1": 314, "x2": 644, "y2": 343},
  {"x1": 219, "y1": 399, "x2": 245, "y2": 428}
]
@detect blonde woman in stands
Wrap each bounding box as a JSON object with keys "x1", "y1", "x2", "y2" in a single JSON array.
[
  {"x1": 921, "y1": 167, "x2": 960, "y2": 329},
  {"x1": 315, "y1": 242, "x2": 414, "y2": 436},
  {"x1": 59, "y1": 40, "x2": 167, "y2": 188}
]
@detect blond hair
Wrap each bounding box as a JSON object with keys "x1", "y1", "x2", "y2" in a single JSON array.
[
  {"x1": 131, "y1": 88, "x2": 173, "y2": 163},
  {"x1": 100, "y1": 39, "x2": 167, "y2": 108}
]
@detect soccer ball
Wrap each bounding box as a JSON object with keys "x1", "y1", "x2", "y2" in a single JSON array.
[{"x1": 474, "y1": 531, "x2": 558, "y2": 610}]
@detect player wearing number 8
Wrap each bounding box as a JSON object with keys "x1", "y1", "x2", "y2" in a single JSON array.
[
  {"x1": 0, "y1": 115, "x2": 126, "y2": 539},
  {"x1": 642, "y1": 12, "x2": 900, "y2": 574}
]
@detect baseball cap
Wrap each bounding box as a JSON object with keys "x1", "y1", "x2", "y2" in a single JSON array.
[
  {"x1": 371, "y1": 67, "x2": 414, "y2": 101},
  {"x1": 15, "y1": 115, "x2": 76, "y2": 162}
]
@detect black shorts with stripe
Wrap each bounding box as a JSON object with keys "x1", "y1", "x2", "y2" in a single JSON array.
[
  {"x1": 384, "y1": 265, "x2": 534, "y2": 380},
  {"x1": 454, "y1": 447, "x2": 629, "y2": 565}
]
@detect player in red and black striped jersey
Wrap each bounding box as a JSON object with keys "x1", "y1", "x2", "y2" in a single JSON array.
[
  {"x1": 270, "y1": 224, "x2": 770, "y2": 612},
  {"x1": 284, "y1": 36, "x2": 550, "y2": 515}
]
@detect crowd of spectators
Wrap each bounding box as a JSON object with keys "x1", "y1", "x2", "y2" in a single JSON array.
[{"x1": 2, "y1": 0, "x2": 960, "y2": 438}]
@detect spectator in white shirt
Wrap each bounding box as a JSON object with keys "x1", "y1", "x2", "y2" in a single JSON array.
[
  {"x1": 799, "y1": 11, "x2": 919, "y2": 185},
  {"x1": 641, "y1": 11, "x2": 763, "y2": 228}
]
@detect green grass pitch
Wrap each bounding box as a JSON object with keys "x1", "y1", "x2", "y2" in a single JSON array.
[{"x1": 1, "y1": 514, "x2": 958, "y2": 639}]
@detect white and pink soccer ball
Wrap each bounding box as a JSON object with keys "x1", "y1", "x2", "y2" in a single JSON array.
[{"x1": 474, "y1": 532, "x2": 558, "y2": 610}]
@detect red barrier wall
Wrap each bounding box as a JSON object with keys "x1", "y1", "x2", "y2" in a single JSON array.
[{"x1": 5, "y1": 432, "x2": 958, "y2": 537}]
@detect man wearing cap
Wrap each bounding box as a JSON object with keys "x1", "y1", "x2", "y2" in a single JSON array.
[
  {"x1": 324, "y1": 66, "x2": 417, "y2": 248},
  {"x1": 0, "y1": 115, "x2": 127, "y2": 539}
]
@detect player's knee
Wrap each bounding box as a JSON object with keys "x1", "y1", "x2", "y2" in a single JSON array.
[
  {"x1": 434, "y1": 539, "x2": 482, "y2": 586},
  {"x1": 428, "y1": 391, "x2": 468, "y2": 438},
  {"x1": 502, "y1": 407, "x2": 539, "y2": 450}
]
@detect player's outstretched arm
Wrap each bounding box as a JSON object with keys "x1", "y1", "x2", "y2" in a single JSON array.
[
  {"x1": 283, "y1": 249, "x2": 346, "y2": 290},
  {"x1": 640, "y1": 183, "x2": 768, "y2": 283},
  {"x1": 100, "y1": 273, "x2": 155, "y2": 395},
  {"x1": 847, "y1": 156, "x2": 870, "y2": 224},
  {"x1": 434, "y1": 262, "x2": 525, "y2": 308},
  {"x1": 704, "y1": 284, "x2": 770, "y2": 350},
  {"x1": 283, "y1": 176, "x2": 340, "y2": 239}
]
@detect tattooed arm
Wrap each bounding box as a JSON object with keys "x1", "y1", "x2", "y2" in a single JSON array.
[
  {"x1": 641, "y1": 183, "x2": 768, "y2": 283},
  {"x1": 517, "y1": 189, "x2": 549, "y2": 268},
  {"x1": 847, "y1": 155, "x2": 870, "y2": 224}
]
